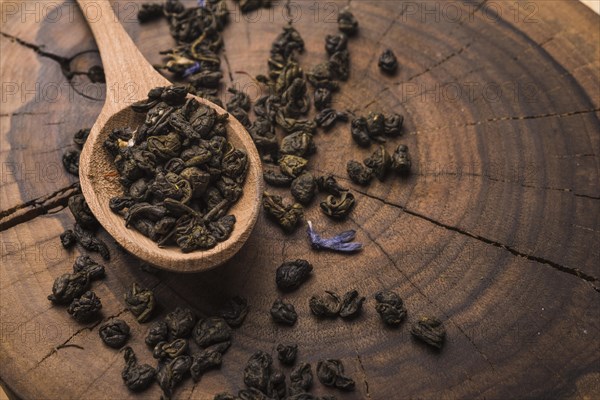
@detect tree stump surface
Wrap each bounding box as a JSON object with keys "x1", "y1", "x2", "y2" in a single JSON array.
[{"x1": 1, "y1": 1, "x2": 599, "y2": 399}]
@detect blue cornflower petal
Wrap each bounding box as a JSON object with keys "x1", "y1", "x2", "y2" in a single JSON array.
[
  {"x1": 183, "y1": 62, "x2": 201, "y2": 77},
  {"x1": 307, "y1": 221, "x2": 362, "y2": 253}
]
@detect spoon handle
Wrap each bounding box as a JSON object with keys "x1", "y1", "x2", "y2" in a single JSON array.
[{"x1": 76, "y1": 0, "x2": 170, "y2": 111}]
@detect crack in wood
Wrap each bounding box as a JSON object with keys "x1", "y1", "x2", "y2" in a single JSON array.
[
  {"x1": 350, "y1": 187, "x2": 600, "y2": 293},
  {"x1": 363, "y1": 39, "x2": 473, "y2": 107},
  {"x1": 463, "y1": 0, "x2": 490, "y2": 24},
  {"x1": 400, "y1": 42, "x2": 473, "y2": 85},
  {"x1": 186, "y1": 379, "x2": 199, "y2": 400},
  {"x1": 359, "y1": 7, "x2": 406, "y2": 81},
  {"x1": 572, "y1": 224, "x2": 600, "y2": 234},
  {"x1": 313, "y1": 166, "x2": 599, "y2": 205},
  {"x1": 0, "y1": 31, "x2": 102, "y2": 101},
  {"x1": 415, "y1": 171, "x2": 600, "y2": 200},
  {"x1": 451, "y1": 322, "x2": 495, "y2": 368},
  {"x1": 0, "y1": 31, "x2": 70, "y2": 65},
  {"x1": 389, "y1": 48, "x2": 474, "y2": 106},
  {"x1": 35, "y1": 322, "x2": 102, "y2": 367},
  {"x1": 221, "y1": 49, "x2": 235, "y2": 85},
  {"x1": 284, "y1": 0, "x2": 293, "y2": 23},
  {"x1": 34, "y1": 308, "x2": 128, "y2": 369},
  {"x1": 76, "y1": 354, "x2": 121, "y2": 398},
  {"x1": 402, "y1": 108, "x2": 600, "y2": 135},
  {"x1": 0, "y1": 112, "x2": 49, "y2": 118},
  {"x1": 0, "y1": 182, "x2": 80, "y2": 232},
  {"x1": 348, "y1": 215, "x2": 497, "y2": 370},
  {"x1": 281, "y1": 239, "x2": 288, "y2": 260},
  {"x1": 553, "y1": 153, "x2": 596, "y2": 159},
  {"x1": 35, "y1": 143, "x2": 74, "y2": 156},
  {"x1": 445, "y1": 0, "x2": 490, "y2": 37},
  {"x1": 355, "y1": 352, "x2": 372, "y2": 399},
  {"x1": 574, "y1": 193, "x2": 600, "y2": 200}
]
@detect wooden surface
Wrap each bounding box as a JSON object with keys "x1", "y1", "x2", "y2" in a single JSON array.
[
  {"x1": 75, "y1": 0, "x2": 264, "y2": 272},
  {"x1": 1, "y1": 0, "x2": 599, "y2": 399}
]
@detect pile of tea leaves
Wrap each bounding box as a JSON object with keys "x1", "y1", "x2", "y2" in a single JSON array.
[{"x1": 104, "y1": 85, "x2": 248, "y2": 252}]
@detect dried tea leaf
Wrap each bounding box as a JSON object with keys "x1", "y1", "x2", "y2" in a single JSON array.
[
  {"x1": 384, "y1": 113, "x2": 404, "y2": 137},
  {"x1": 238, "y1": 387, "x2": 270, "y2": 400},
  {"x1": 320, "y1": 192, "x2": 355, "y2": 220},
  {"x1": 137, "y1": 3, "x2": 163, "y2": 22},
  {"x1": 374, "y1": 290, "x2": 407, "y2": 326},
  {"x1": 156, "y1": 355, "x2": 192, "y2": 399},
  {"x1": 339, "y1": 290, "x2": 365, "y2": 319},
  {"x1": 270, "y1": 299, "x2": 298, "y2": 326},
  {"x1": 68, "y1": 194, "x2": 99, "y2": 230},
  {"x1": 289, "y1": 362, "x2": 313, "y2": 395},
  {"x1": 268, "y1": 370, "x2": 287, "y2": 400},
  {"x1": 48, "y1": 272, "x2": 90, "y2": 305},
  {"x1": 72, "y1": 223, "x2": 110, "y2": 260},
  {"x1": 391, "y1": 144, "x2": 411, "y2": 175},
  {"x1": 243, "y1": 350, "x2": 273, "y2": 393},
  {"x1": 316, "y1": 359, "x2": 355, "y2": 391},
  {"x1": 153, "y1": 338, "x2": 189, "y2": 360},
  {"x1": 72, "y1": 255, "x2": 105, "y2": 281},
  {"x1": 337, "y1": 9, "x2": 358, "y2": 35},
  {"x1": 122, "y1": 346, "x2": 155, "y2": 391},
  {"x1": 378, "y1": 49, "x2": 398, "y2": 74},
  {"x1": 315, "y1": 108, "x2": 348, "y2": 130},
  {"x1": 325, "y1": 33, "x2": 347, "y2": 55},
  {"x1": 329, "y1": 50, "x2": 350, "y2": 81},
  {"x1": 193, "y1": 317, "x2": 232, "y2": 348},
  {"x1": 62, "y1": 149, "x2": 80, "y2": 176},
  {"x1": 411, "y1": 316, "x2": 446, "y2": 349},
  {"x1": 264, "y1": 170, "x2": 294, "y2": 187},
  {"x1": 317, "y1": 174, "x2": 347, "y2": 196},
  {"x1": 364, "y1": 145, "x2": 391, "y2": 181},
  {"x1": 165, "y1": 307, "x2": 196, "y2": 339},
  {"x1": 262, "y1": 192, "x2": 304, "y2": 233},
  {"x1": 124, "y1": 283, "x2": 155, "y2": 323},
  {"x1": 214, "y1": 394, "x2": 237, "y2": 400},
  {"x1": 99, "y1": 319, "x2": 130, "y2": 348},
  {"x1": 219, "y1": 296, "x2": 249, "y2": 328},
  {"x1": 309, "y1": 291, "x2": 341, "y2": 318},
  {"x1": 67, "y1": 291, "x2": 102, "y2": 323},
  {"x1": 191, "y1": 347, "x2": 223, "y2": 382},
  {"x1": 276, "y1": 259, "x2": 313, "y2": 292},
  {"x1": 276, "y1": 343, "x2": 298, "y2": 365},
  {"x1": 145, "y1": 320, "x2": 169, "y2": 347},
  {"x1": 280, "y1": 131, "x2": 316, "y2": 157},
  {"x1": 279, "y1": 155, "x2": 308, "y2": 178},
  {"x1": 290, "y1": 173, "x2": 317, "y2": 204},
  {"x1": 346, "y1": 160, "x2": 373, "y2": 186},
  {"x1": 350, "y1": 117, "x2": 370, "y2": 147},
  {"x1": 314, "y1": 88, "x2": 332, "y2": 111}
]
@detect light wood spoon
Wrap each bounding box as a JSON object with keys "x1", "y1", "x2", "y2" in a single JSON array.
[{"x1": 76, "y1": 0, "x2": 263, "y2": 273}]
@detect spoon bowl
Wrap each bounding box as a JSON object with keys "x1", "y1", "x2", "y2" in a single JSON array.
[{"x1": 77, "y1": 0, "x2": 263, "y2": 272}]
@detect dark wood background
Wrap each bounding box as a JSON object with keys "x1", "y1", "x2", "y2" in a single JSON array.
[{"x1": 1, "y1": 0, "x2": 599, "y2": 399}]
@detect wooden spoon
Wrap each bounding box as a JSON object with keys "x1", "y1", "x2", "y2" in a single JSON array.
[{"x1": 76, "y1": 0, "x2": 263, "y2": 273}]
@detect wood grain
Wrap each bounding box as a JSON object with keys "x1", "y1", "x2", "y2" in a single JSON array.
[{"x1": 1, "y1": 0, "x2": 599, "y2": 399}]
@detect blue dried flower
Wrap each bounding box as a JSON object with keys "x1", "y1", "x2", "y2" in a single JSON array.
[
  {"x1": 307, "y1": 221, "x2": 362, "y2": 253},
  {"x1": 183, "y1": 62, "x2": 201, "y2": 77}
]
